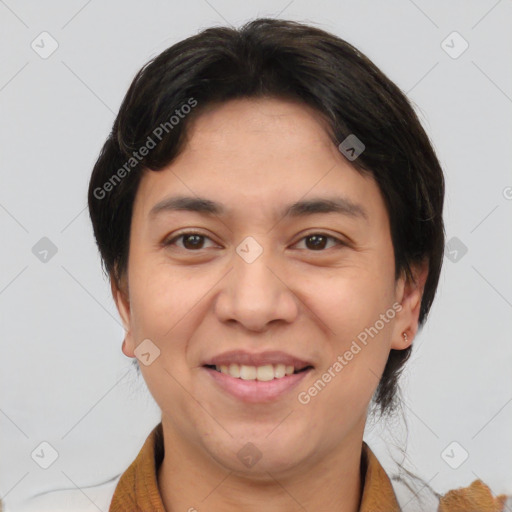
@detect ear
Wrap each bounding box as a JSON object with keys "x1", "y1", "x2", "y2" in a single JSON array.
[
  {"x1": 390, "y1": 259, "x2": 429, "y2": 351},
  {"x1": 110, "y1": 274, "x2": 135, "y2": 358}
]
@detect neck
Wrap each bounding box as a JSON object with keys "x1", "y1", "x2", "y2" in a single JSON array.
[{"x1": 157, "y1": 419, "x2": 365, "y2": 512}]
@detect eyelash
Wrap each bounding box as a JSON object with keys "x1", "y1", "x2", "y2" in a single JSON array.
[{"x1": 162, "y1": 231, "x2": 346, "y2": 252}]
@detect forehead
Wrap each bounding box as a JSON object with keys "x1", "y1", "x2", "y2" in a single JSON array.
[
  {"x1": 133, "y1": 98, "x2": 387, "y2": 228},
  {"x1": 187, "y1": 97, "x2": 332, "y2": 137}
]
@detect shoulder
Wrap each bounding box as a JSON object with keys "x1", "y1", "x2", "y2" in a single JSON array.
[
  {"x1": 392, "y1": 476, "x2": 511, "y2": 512},
  {"x1": 437, "y1": 480, "x2": 510, "y2": 512},
  {"x1": 10, "y1": 476, "x2": 120, "y2": 512}
]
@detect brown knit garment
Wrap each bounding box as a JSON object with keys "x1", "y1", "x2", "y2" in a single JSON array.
[
  {"x1": 438, "y1": 479, "x2": 507, "y2": 512},
  {"x1": 109, "y1": 423, "x2": 505, "y2": 512}
]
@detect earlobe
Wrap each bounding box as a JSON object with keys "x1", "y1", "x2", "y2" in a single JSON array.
[
  {"x1": 110, "y1": 275, "x2": 135, "y2": 358},
  {"x1": 390, "y1": 259, "x2": 429, "y2": 350},
  {"x1": 121, "y1": 338, "x2": 135, "y2": 358}
]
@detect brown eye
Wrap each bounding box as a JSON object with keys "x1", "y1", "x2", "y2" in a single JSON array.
[
  {"x1": 164, "y1": 232, "x2": 215, "y2": 250},
  {"x1": 181, "y1": 234, "x2": 206, "y2": 250},
  {"x1": 295, "y1": 233, "x2": 344, "y2": 251}
]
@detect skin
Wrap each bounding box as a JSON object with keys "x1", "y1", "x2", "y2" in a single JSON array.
[{"x1": 112, "y1": 97, "x2": 428, "y2": 512}]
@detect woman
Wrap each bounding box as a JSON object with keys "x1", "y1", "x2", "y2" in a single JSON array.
[{"x1": 85, "y1": 18, "x2": 507, "y2": 512}]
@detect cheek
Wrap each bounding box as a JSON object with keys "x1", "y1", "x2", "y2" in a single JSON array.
[
  {"x1": 306, "y1": 269, "x2": 395, "y2": 400},
  {"x1": 309, "y1": 268, "x2": 393, "y2": 334},
  {"x1": 128, "y1": 256, "x2": 201, "y2": 337},
  {"x1": 128, "y1": 263, "x2": 203, "y2": 407}
]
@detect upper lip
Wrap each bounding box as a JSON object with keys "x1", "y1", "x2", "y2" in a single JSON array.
[{"x1": 202, "y1": 350, "x2": 313, "y2": 370}]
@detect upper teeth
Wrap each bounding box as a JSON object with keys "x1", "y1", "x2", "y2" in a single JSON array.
[{"x1": 215, "y1": 363, "x2": 296, "y2": 381}]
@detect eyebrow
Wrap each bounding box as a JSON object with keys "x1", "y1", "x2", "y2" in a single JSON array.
[{"x1": 149, "y1": 195, "x2": 368, "y2": 221}]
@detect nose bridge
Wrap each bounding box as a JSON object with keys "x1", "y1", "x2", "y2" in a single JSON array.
[
  {"x1": 215, "y1": 238, "x2": 298, "y2": 330},
  {"x1": 235, "y1": 248, "x2": 277, "y2": 298}
]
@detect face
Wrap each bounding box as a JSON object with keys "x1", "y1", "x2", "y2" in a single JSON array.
[{"x1": 113, "y1": 97, "x2": 426, "y2": 477}]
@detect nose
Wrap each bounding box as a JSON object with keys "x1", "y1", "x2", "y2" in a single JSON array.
[{"x1": 213, "y1": 245, "x2": 299, "y2": 332}]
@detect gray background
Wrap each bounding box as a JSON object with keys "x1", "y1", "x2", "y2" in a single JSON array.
[{"x1": 1, "y1": 0, "x2": 511, "y2": 509}]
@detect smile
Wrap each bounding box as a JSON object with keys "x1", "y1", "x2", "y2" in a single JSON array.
[
  {"x1": 207, "y1": 363, "x2": 312, "y2": 381},
  {"x1": 203, "y1": 364, "x2": 313, "y2": 403}
]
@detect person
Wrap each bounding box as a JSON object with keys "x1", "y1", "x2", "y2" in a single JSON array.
[{"x1": 31, "y1": 17, "x2": 507, "y2": 512}]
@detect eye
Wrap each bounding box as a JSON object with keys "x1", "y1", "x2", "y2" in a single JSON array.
[
  {"x1": 293, "y1": 233, "x2": 345, "y2": 251},
  {"x1": 163, "y1": 231, "x2": 346, "y2": 252},
  {"x1": 163, "y1": 232, "x2": 217, "y2": 251}
]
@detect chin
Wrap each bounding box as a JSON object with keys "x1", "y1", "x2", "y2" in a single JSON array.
[{"x1": 204, "y1": 429, "x2": 312, "y2": 477}]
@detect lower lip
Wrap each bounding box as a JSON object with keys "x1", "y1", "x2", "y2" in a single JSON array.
[{"x1": 204, "y1": 367, "x2": 312, "y2": 403}]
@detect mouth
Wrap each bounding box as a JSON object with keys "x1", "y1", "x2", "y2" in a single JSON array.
[
  {"x1": 201, "y1": 350, "x2": 314, "y2": 402},
  {"x1": 203, "y1": 363, "x2": 313, "y2": 381},
  {"x1": 202, "y1": 362, "x2": 314, "y2": 403}
]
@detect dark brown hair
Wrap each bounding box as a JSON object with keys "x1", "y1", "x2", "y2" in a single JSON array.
[{"x1": 88, "y1": 18, "x2": 445, "y2": 415}]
